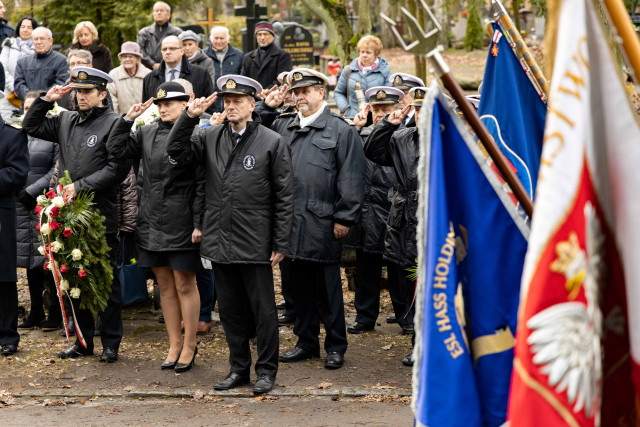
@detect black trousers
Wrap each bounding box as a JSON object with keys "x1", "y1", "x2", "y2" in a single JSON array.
[
  {"x1": 278, "y1": 259, "x2": 296, "y2": 319},
  {"x1": 27, "y1": 268, "x2": 61, "y2": 321},
  {"x1": 387, "y1": 262, "x2": 415, "y2": 328},
  {"x1": 72, "y1": 233, "x2": 122, "y2": 351},
  {"x1": 0, "y1": 281, "x2": 19, "y2": 347},
  {"x1": 213, "y1": 263, "x2": 279, "y2": 378},
  {"x1": 288, "y1": 259, "x2": 347, "y2": 354}
]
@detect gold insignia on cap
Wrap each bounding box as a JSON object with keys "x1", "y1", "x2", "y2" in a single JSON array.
[
  {"x1": 415, "y1": 89, "x2": 425, "y2": 99},
  {"x1": 376, "y1": 90, "x2": 387, "y2": 100},
  {"x1": 156, "y1": 89, "x2": 166, "y2": 99},
  {"x1": 78, "y1": 71, "x2": 88, "y2": 80},
  {"x1": 393, "y1": 75, "x2": 403, "y2": 86},
  {"x1": 292, "y1": 72, "x2": 303, "y2": 81},
  {"x1": 226, "y1": 79, "x2": 237, "y2": 89}
]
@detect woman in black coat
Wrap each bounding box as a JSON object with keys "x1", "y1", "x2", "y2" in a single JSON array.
[
  {"x1": 107, "y1": 81, "x2": 203, "y2": 373},
  {"x1": 68, "y1": 21, "x2": 113, "y2": 73},
  {"x1": 15, "y1": 91, "x2": 60, "y2": 329}
]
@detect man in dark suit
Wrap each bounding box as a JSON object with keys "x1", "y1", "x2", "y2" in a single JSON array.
[
  {"x1": 0, "y1": 91, "x2": 29, "y2": 356},
  {"x1": 241, "y1": 22, "x2": 292, "y2": 90},
  {"x1": 142, "y1": 36, "x2": 214, "y2": 112}
]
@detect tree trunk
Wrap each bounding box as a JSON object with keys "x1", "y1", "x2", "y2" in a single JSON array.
[
  {"x1": 222, "y1": 0, "x2": 234, "y2": 17},
  {"x1": 357, "y1": 0, "x2": 372, "y2": 36},
  {"x1": 512, "y1": 0, "x2": 522, "y2": 33},
  {"x1": 299, "y1": 0, "x2": 356, "y2": 65}
]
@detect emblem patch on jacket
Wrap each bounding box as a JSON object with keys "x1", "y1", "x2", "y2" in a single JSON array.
[
  {"x1": 168, "y1": 156, "x2": 178, "y2": 165},
  {"x1": 86, "y1": 135, "x2": 98, "y2": 147},
  {"x1": 243, "y1": 155, "x2": 255, "y2": 170}
]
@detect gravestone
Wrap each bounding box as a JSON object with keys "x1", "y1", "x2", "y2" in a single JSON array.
[{"x1": 280, "y1": 24, "x2": 314, "y2": 67}]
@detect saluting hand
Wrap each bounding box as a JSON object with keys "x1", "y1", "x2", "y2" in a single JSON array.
[
  {"x1": 187, "y1": 93, "x2": 217, "y2": 118},
  {"x1": 42, "y1": 85, "x2": 73, "y2": 103},
  {"x1": 124, "y1": 98, "x2": 154, "y2": 121},
  {"x1": 208, "y1": 110, "x2": 227, "y2": 126},
  {"x1": 264, "y1": 84, "x2": 288, "y2": 109},
  {"x1": 258, "y1": 84, "x2": 278, "y2": 100},
  {"x1": 353, "y1": 103, "x2": 370, "y2": 130},
  {"x1": 387, "y1": 104, "x2": 412, "y2": 125}
]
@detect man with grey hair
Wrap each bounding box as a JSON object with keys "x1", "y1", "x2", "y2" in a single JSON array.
[
  {"x1": 137, "y1": 1, "x2": 183, "y2": 70},
  {"x1": 204, "y1": 26, "x2": 243, "y2": 112},
  {"x1": 14, "y1": 27, "x2": 68, "y2": 100}
]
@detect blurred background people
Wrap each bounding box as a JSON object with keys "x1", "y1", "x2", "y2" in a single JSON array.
[
  {"x1": 68, "y1": 21, "x2": 113, "y2": 73},
  {"x1": 108, "y1": 41, "x2": 151, "y2": 115}
]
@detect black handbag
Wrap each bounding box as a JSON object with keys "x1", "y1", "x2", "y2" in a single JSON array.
[{"x1": 117, "y1": 235, "x2": 148, "y2": 307}]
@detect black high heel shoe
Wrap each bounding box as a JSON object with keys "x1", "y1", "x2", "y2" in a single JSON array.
[
  {"x1": 174, "y1": 346, "x2": 198, "y2": 373},
  {"x1": 161, "y1": 347, "x2": 182, "y2": 370}
]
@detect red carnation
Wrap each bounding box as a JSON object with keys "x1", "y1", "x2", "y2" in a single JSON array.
[
  {"x1": 60, "y1": 264, "x2": 69, "y2": 274},
  {"x1": 34, "y1": 205, "x2": 43, "y2": 214},
  {"x1": 63, "y1": 228, "x2": 73, "y2": 238},
  {"x1": 78, "y1": 269, "x2": 87, "y2": 279},
  {"x1": 35, "y1": 223, "x2": 40, "y2": 231},
  {"x1": 43, "y1": 262, "x2": 49, "y2": 270},
  {"x1": 46, "y1": 190, "x2": 56, "y2": 199},
  {"x1": 50, "y1": 206, "x2": 60, "y2": 217},
  {"x1": 49, "y1": 221, "x2": 60, "y2": 231}
]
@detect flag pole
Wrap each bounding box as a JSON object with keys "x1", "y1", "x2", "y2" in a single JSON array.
[
  {"x1": 491, "y1": 0, "x2": 550, "y2": 96},
  {"x1": 427, "y1": 49, "x2": 534, "y2": 218},
  {"x1": 600, "y1": 0, "x2": 640, "y2": 82}
]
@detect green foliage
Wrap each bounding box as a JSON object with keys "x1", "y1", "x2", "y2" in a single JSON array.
[{"x1": 464, "y1": 5, "x2": 483, "y2": 51}]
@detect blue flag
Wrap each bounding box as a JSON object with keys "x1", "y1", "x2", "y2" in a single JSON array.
[
  {"x1": 413, "y1": 87, "x2": 529, "y2": 427},
  {"x1": 477, "y1": 22, "x2": 546, "y2": 199}
]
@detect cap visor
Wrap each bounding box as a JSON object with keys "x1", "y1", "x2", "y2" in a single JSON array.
[
  {"x1": 154, "y1": 95, "x2": 190, "y2": 104},
  {"x1": 68, "y1": 82, "x2": 100, "y2": 89}
]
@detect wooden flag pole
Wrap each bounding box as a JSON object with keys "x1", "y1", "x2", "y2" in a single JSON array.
[
  {"x1": 491, "y1": 0, "x2": 550, "y2": 96},
  {"x1": 601, "y1": 0, "x2": 640, "y2": 82}
]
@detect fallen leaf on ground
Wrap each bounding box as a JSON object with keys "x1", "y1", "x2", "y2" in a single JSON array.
[
  {"x1": 317, "y1": 382, "x2": 332, "y2": 389},
  {"x1": 73, "y1": 376, "x2": 86, "y2": 383},
  {"x1": 381, "y1": 343, "x2": 395, "y2": 351},
  {"x1": 123, "y1": 386, "x2": 135, "y2": 392},
  {"x1": 221, "y1": 403, "x2": 238, "y2": 409},
  {"x1": 255, "y1": 395, "x2": 279, "y2": 402},
  {"x1": 371, "y1": 385, "x2": 398, "y2": 389},
  {"x1": 204, "y1": 396, "x2": 223, "y2": 402},
  {"x1": 192, "y1": 390, "x2": 204, "y2": 400}
]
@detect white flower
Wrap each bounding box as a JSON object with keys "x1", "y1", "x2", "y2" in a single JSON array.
[
  {"x1": 70, "y1": 287, "x2": 81, "y2": 299},
  {"x1": 36, "y1": 195, "x2": 48, "y2": 205},
  {"x1": 38, "y1": 246, "x2": 46, "y2": 255},
  {"x1": 52, "y1": 196, "x2": 65, "y2": 208},
  {"x1": 50, "y1": 241, "x2": 64, "y2": 253},
  {"x1": 40, "y1": 223, "x2": 50, "y2": 234},
  {"x1": 71, "y1": 249, "x2": 83, "y2": 261},
  {"x1": 60, "y1": 280, "x2": 69, "y2": 291},
  {"x1": 47, "y1": 261, "x2": 54, "y2": 271}
]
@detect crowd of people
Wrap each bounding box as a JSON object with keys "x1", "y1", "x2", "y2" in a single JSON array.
[{"x1": 0, "y1": 1, "x2": 428, "y2": 395}]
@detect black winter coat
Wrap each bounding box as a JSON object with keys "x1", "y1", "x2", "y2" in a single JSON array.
[
  {"x1": 241, "y1": 42, "x2": 292, "y2": 90},
  {"x1": 166, "y1": 112, "x2": 294, "y2": 264},
  {"x1": 257, "y1": 103, "x2": 365, "y2": 263},
  {"x1": 107, "y1": 117, "x2": 203, "y2": 251},
  {"x1": 364, "y1": 118, "x2": 419, "y2": 268},
  {"x1": 15, "y1": 136, "x2": 58, "y2": 269},
  {"x1": 142, "y1": 55, "x2": 214, "y2": 112},
  {"x1": 22, "y1": 98, "x2": 130, "y2": 234},
  {"x1": 0, "y1": 118, "x2": 28, "y2": 282},
  {"x1": 344, "y1": 125, "x2": 397, "y2": 254},
  {"x1": 69, "y1": 41, "x2": 114, "y2": 73}
]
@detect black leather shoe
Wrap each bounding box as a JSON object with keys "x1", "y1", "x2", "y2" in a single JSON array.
[
  {"x1": 58, "y1": 344, "x2": 93, "y2": 359},
  {"x1": 279, "y1": 347, "x2": 319, "y2": 363},
  {"x1": 402, "y1": 353, "x2": 414, "y2": 366},
  {"x1": 41, "y1": 318, "x2": 62, "y2": 332},
  {"x1": 161, "y1": 360, "x2": 177, "y2": 370},
  {"x1": 1, "y1": 344, "x2": 17, "y2": 356},
  {"x1": 278, "y1": 314, "x2": 294, "y2": 325},
  {"x1": 275, "y1": 300, "x2": 286, "y2": 310},
  {"x1": 100, "y1": 347, "x2": 118, "y2": 363},
  {"x1": 253, "y1": 374, "x2": 275, "y2": 394},
  {"x1": 214, "y1": 372, "x2": 250, "y2": 390},
  {"x1": 386, "y1": 314, "x2": 397, "y2": 324},
  {"x1": 325, "y1": 352, "x2": 344, "y2": 369},
  {"x1": 18, "y1": 313, "x2": 45, "y2": 329},
  {"x1": 174, "y1": 346, "x2": 198, "y2": 373},
  {"x1": 347, "y1": 321, "x2": 374, "y2": 334},
  {"x1": 402, "y1": 325, "x2": 415, "y2": 335}
]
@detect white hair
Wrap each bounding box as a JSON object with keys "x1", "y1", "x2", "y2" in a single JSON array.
[
  {"x1": 210, "y1": 26, "x2": 230, "y2": 41},
  {"x1": 154, "y1": 1, "x2": 171, "y2": 13},
  {"x1": 33, "y1": 27, "x2": 52, "y2": 39}
]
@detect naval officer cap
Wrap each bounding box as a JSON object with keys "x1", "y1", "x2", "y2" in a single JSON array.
[
  {"x1": 217, "y1": 74, "x2": 263, "y2": 97},
  {"x1": 153, "y1": 81, "x2": 191, "y2": 104},
  {"x1": 69, "y1": 66, "x2": 113, "y2": 90},
  {"x1": 277, "y1": 71, "x2": 290, "y2": 86},
  {"x1": 287, "y1": 68, "x2": 329, "y2": 90},
  {"x1": 409, "y1": 87, "x2": 428, "y2": 107},
  {"x1": 390, "y1": 73, "x2": 425, "y2": 91},
  {"x1": 365, "y1": 86, "x2": 404, "y2": 105}
]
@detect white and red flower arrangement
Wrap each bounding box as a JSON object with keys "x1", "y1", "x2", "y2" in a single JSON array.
[{"x1": 36, "y1": 171, "x2": 113, "y2": 347}]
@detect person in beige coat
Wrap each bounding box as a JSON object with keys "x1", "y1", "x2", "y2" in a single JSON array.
[{"x1": 108, "y1": 42, "x2": 151, "y2": 115}]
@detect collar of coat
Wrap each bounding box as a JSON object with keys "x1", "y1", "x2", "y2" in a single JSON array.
[
  {"x1": 288, "y1": 104, "x2": 331, "y2": 130},
  {"x1": 158, "y1": 55, "x2": 191, "y2": 76},
  {"x1": 221, "y1": 111, "x2": 262, "y2": 136},
  {"x1": 76, "y1": 104, "x2": 112, "y2": 123}
]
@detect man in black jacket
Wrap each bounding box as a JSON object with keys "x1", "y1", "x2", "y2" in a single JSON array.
[
  {"x1": 258, "y1": 68, "x2": 365, "y2": 370},
  {"x1": 241, "y1": 22, "x2": 292, "y2": 90},
  {"x1": 22, "y1": 67, "x2": 130, "y2": 363},
  {"x1": 142, "y1": 36, "x2": 214, "y2": 112},
  {"x1": 166, "y1": 75, "x2": 293, "y2": 394},
  {"x1": 0, "y1": 92, "x2": 29, "y2": 357}
]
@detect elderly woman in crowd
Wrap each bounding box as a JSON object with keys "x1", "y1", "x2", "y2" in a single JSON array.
[
  {"x1": 0, "y1": 16, "x2": 37, "y2": 119},
  {"x1": 107, "y1": 82, "x2": 204, "y2": 373},
  {"x1": 334, "y1": 35, "x2": 391, "y2": 119},
  {"x1": 108, "y1": 42, "x2": 151, "y2": 115},
  {"x1": 15, "y1": 90, "x2": 60, "y2": 330},
  {"x1": 68, "y1": 21, "x2": 113, "y2": 73}
]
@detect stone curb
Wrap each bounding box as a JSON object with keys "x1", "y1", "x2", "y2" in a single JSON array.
[{"x1": 12, "y1": 387, "x2": 411, "y2": 399}]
